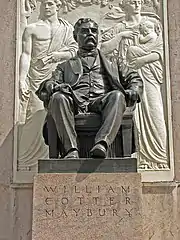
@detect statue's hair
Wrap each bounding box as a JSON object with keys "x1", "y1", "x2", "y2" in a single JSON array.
[
  {"x1": 40, "y1": 0, "x2": 62, "y2": 8},
  {"x1": 121, "y1": 0, "x2": 144, "y2": 9},
  {"x1": 140, "y1": 20, "x2": 154, "y2": 30},
  {"x1": 73, "y1": 18, "x2": 98, "y2": 41}
]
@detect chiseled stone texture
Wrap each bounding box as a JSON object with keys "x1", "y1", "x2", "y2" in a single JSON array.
[
  {"x1": 0, "y1": 185, "x2": 12, "y2": 240},
  {"x1": 12, "y1": 186, "x2": 33, "y2": 240},
  {"x1": 0, "y1": 0, "x2": 15, "y2": 183},
  {"x1": 142, "y1": 185, "x2": 179, "y2": 240},
  {"x1": 168, "y1": 0, "x2": 180, "y2": 180},
  {"x1": 0, "y1": 0, "x2": 16, "y2": 240},
  {"x1": 32, "y1": 173, "x2": 142, "y2": 240},
  {"x1": 13, "y1": 183, "x2": 180, "y2": 240}
]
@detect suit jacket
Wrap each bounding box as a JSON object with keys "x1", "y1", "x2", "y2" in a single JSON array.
[{"x1": 36, "y1": 50, "x2": 143, "y2": 107}]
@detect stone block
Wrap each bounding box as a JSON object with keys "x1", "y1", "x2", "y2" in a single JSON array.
[
  {"x1": 38, "y1": 158, "x2": 137, "y2": 173},
  {"x1": 142, "y1": 184, "x2": 178, "y2": 240},
  {"x1": 32, "y1": 173, "x2": 142, "y2": 240}
]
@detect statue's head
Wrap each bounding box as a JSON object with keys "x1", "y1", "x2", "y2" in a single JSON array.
[
  {"x1": 139, "y1": 20, "x2": 155, "y2": 35},
  {"x1": 73, "y1": 18, "x2": 99, "y2": 51},
  {"x1": 120, "y1": 0, "x2": 143, "y2": 14},
  {"x1": 40, "y1": 0, "x2": 62, "y2": 17}
]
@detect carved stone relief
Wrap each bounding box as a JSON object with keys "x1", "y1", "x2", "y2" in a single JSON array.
[
  {"x1": 17, "y1": 0, "x2": 77, "y2": 172},
  {"x1": 100, "y1": 1, "x2": 168, "y2": 170},
  {"x1": 15, "y1": 0, "x2": 173, "y2": 179}
]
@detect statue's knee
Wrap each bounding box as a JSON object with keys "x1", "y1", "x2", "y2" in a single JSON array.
[
  {"x1": 51, "y1": 92, "x2": 67, "y2": 104},
  {"x1": 109, "y1": 90, "x2": 125, "y2": 101}
]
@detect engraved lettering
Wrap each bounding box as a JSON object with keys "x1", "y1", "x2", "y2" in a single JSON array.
[
  {"x1": 107, "y1": 186, "x2": 115, "y2": 193},
  {"x1": 45, "y1": 197, "x2": 53, "y2": 205},
  {"x1": 74, "y1": 186, "x2": 80, "y2": 193},
  {"x1": 121, "y1": 186, "x2": 130, "y2": 194},
  {"x1": 85, "y1": 185, "x2": 91, "y2": 193},
  {"x1": 126, "y1": 197, "x2": 131, "y2": 205},
  {"x1": 109, "y1": 197, "x2": 115, "y2": 205},
  {"x1": 63, "y1": 186, "x2": 67, "y2": 194},
  {"x1": 113, "y1": 209, "x2": 118, "y2": 216},
  {"x1": 99, "y1": 209, "x2": 106, "y2": 216},
  {"x1": 93, "y1": 197, "x2": 99, "y2": 205},
  {"x1": 42, "y1": 184, "x2": 136, "y2": 220},
  {"x1": 45, "y1": 209, "x2": 54, "y2": 217},
  {"x1": 125, "y1": 208, "x2": 133, "y2": 217},
  {"x1": 87, "y1": 209, "x2": 92, "y2": 216},
  {"x1": 77, "y1": 197, "x2": 84, "y2": 205},
  {"x1": 43, "y1": 186, "x2": 57, "y2": 193},
  {"x1": 61, "y1": 197, "x2": 69, "y2": 205},
  {"x1": 61, "y1": 210, "x2": 67, "y2": 217},
  {"x1": 73, "y1": 209, "x2": 80, "y2": 216}
]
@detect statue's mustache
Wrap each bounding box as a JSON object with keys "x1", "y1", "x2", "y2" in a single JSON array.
[{"x1": 84, "y1": 35, "x2": 96, "y2": 43}]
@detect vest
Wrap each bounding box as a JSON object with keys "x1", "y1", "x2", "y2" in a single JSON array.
[{"x1": 74, "y1": 54, "x2": 112, "y2": 101}]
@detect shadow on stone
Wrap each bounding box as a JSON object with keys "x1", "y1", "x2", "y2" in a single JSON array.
[{"x1": 76, "y1": 159, "x2": 104, "y2": 181}]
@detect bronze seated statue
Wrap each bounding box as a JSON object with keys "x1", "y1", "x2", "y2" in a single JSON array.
[
  {"x1": 42, "y1": 109, "x2": 135, "y2": 158},
  {"x1": 36, "y1": 18, "x2": 143, "y2": 159}
]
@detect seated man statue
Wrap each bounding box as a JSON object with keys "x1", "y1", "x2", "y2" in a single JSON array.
[{"x1": 36, "y1": 18, "x2": 143, "y2": 159}]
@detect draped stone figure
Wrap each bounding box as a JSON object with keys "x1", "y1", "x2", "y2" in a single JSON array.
[
  {"x1": 101, "y1": 0, "x2": 168, "y2": 169},
  {"x1": 18, "y1": 0, "x2": 77, "y2": 170}
]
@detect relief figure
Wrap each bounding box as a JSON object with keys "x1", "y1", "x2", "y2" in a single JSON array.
[
  {"x1": 18, "y1": 0, "x2": 77, "y2": 170},
  {"x1": 101, "y1": 0, "x2": 168, "y2": 169}
]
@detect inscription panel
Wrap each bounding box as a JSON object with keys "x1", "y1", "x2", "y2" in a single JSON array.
[{"x1": 32, "y1": 173, "x2": 142, "y2": 240}]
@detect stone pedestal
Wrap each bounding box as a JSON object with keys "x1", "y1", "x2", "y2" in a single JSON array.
[
  {"x1": 32, "y1": 159, "x2": 142, "y2": 240},
  {"x1": 38, "y1": 158, "x2": 137, "y2": 173}
]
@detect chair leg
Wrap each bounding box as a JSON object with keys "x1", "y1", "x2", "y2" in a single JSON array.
[
  {"x1": 122, "y1": 122, "x2": 132, "y2": 157},
  {"x1": 47, "y1": 115, "x2": 59, "y2": 158}
]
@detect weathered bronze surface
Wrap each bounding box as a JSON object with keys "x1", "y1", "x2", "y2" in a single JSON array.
[{"x1": 36, "y1": 18, "x2": 143, "y2": 159}]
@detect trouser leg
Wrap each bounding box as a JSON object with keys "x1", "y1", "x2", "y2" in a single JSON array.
[
  {"x1": 49, "y1": 92, "x2": 78, "y2": 153},
  {"x1": 89, "y1": 90, "x2": 126, "y2": 146}
]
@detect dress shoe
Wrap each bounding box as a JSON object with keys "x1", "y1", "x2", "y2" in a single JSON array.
[
  {"x1": 90, "y1": 143, "x2": 107, "y2": 158},
  {"x1": 64, "y1": 150, "x2": 79, "y2": 159}
]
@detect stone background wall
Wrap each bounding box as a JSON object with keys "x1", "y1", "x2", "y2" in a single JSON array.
[{"x1": 0, "y1": 0, "x2": 180, "y2": 239}]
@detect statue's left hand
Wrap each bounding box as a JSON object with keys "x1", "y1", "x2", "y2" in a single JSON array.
[
  {"x1": 53, "y1": 83, "x2": 71, "y2": 93},
  {"x1": 125, "y1": 89, "x2": 138, "y2": 107}
]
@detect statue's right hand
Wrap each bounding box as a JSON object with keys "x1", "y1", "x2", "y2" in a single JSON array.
[
  {"x1": 19, "y1": 81, "x2": 30, "y2": 100},
  {"x1": 45, "y1": 82, "x2": 55, "y2": 95}
]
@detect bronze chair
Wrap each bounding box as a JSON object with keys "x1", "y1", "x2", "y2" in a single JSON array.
[{"x1": 43, "y1": 108, "x2": 136, "y2": 159}]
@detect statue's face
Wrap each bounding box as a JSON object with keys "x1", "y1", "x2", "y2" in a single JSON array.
[
  {"x1": 76, "y1": 22, "x2": 99, "y2": 50},
  {"x1": 41, "y1": 0, "x2": 58, "y2": 17},
  {"x1": 139, "y1": 21, "x2": 154, "y2": 36},
  {"x1": 124, "y1": 0, "x2": 142, "y2": 15}
]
